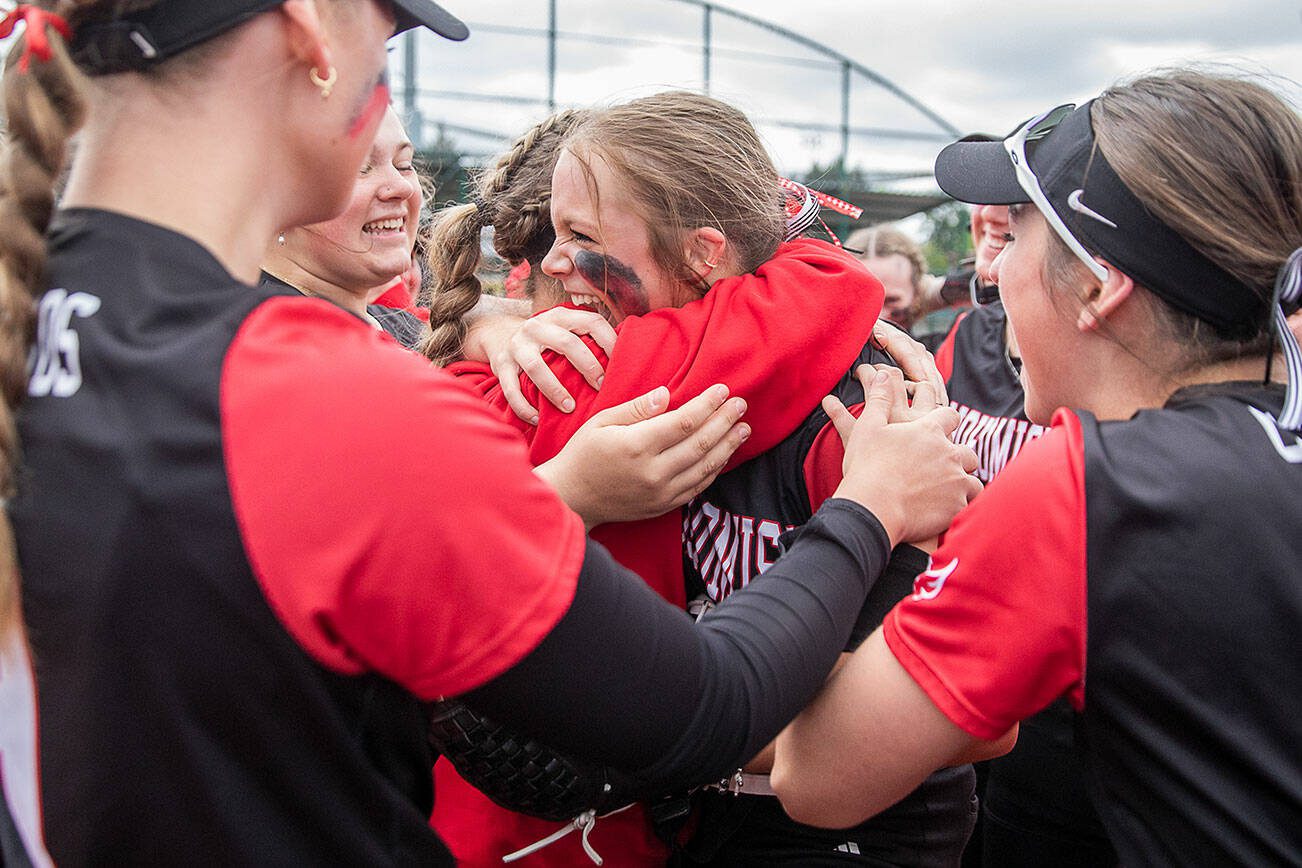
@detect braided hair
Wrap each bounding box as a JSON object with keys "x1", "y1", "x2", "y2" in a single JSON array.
[
  {"x1": 421, "y1": 108, "x2": 589, "y2": 365},
  {"x1": 0, "y1": 0, "x2": 94, "y2": 632}
]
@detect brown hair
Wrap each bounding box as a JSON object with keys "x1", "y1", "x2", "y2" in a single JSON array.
[
  {"x1": 562, "y1": 91, "x2": 783, "y2": 294},
  {"x1": 421, "y1": 108, "x2": 589, "y2": 365},
  {"x1": 0, "y1": 1, "x2": 93, "y2": 632},
  {"x1": 1045, "y1": 70, "x2": 1302, "y2": 366}
]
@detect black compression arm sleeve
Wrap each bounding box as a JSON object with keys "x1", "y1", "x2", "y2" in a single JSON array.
[{"x1": 462, "y1": 497, "x2": 889, "y2": 794}]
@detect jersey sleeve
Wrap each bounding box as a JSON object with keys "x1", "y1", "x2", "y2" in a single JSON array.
[
  {"x1": 519, "y1": 239, "x2": 884, "y2": 466},
  {"x1": 802, "y1": 407, "x2": 857, "y2": 509},
  {"x1": 882, "y1": 410, "x2": 1088, "y2": 740},
  {"x1": 221, "y1": 298, "x2": 585, "y2": 700},
  {"x1": 444, "y1": 360, "x2": 535, "y2": 439}
]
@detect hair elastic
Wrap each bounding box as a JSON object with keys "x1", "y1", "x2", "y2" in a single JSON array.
[{"x1": 0, "y1": 5, "x2": 72, "y2": 71}]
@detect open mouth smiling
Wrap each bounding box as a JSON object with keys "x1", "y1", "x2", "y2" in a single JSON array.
[{"x1": 362, "y1": 217, "x2": 406, "y2": 236}]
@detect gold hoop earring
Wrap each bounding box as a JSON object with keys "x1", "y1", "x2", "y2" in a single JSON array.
[
  {"x1": 309, "y1": 66, "x2": 337, "y2": 99},
  {"x1": 703, "y1": 259, "x2": 718, "y2": 270}
]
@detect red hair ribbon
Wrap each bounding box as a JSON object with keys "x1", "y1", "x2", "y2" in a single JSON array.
[
  {"x1": 779, "y1": 177, "x2": 863, "y2": 247},
  {"x1": 779, "y1": 177, "x2": 863, "y2": 219},
  {"x1": 504, "y1": 260, "x2": 532, "y2": 300},
  {"x1": 0, "y1": 5, "x2": 73, "y2": 72}
]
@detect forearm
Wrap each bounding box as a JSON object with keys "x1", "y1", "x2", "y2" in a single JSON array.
[
  {"x1": 531, "y1": 459, "x2": 595, "y2": 532},
  {"x1": 742, "y1": 650, "x2": 853, "y2": 774},
  {"x1": 772, "y1": 628, "x2": 990, "y2": 828},
  {"x1": 462, "y1": 498, "x2": 890, "y2": 793}
]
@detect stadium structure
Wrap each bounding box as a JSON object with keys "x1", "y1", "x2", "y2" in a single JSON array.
[{"x1": 391, "y1": 0, "x2": 961, "y2": 224}]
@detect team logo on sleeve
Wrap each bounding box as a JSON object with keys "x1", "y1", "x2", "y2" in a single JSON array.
[{"x1": 912, "y1": 557, "x2": 958, "y2": 601}]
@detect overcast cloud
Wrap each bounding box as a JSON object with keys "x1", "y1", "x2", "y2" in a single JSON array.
[
  {"x1": 398, "y1": 0, "x2": 1301, "y2": 183},
  {"x1": 2, "y1": 1, "x2": 1287, "y2": 185}
]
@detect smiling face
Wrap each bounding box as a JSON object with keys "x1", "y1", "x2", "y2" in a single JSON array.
[
  {"x1": 540, "y1": 147, "x2": 690, "y2": 323},
  {"x1": 971, "y1": 204, "x2": 1011, "y2": 283},
  {"x1": 288, "y1": 108, "x2": 421, "y2": 296}
]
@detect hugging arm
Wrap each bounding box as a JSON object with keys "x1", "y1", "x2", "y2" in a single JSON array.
[{"x1": 463, "y1": 498, "x2": 890, "y2": 792}]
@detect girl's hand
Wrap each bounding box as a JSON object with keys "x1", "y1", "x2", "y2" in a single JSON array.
[
  {"x1": 489, "y1": 307, "x2": 617, "y2": 425},
  {"x1": 826, "y1": 367, "x2": 979, "y2": 546},
  {"x1": 535, "y1": 384, "x2": 750, "y2": 529},
  {"x1": 869, "y1": 321, "x2": 949, "y2": 407}
]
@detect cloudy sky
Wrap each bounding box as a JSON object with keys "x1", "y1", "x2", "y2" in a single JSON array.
[
  {"x1": 399, "y1": 0, "x2": 1301, "y2": 183},
  {"x1": 1, "y1": 2, "x2": 1290, "y2": 185}
]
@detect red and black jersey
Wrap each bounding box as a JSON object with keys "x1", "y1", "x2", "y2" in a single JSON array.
[
  {"x1": 446, "y1": 238, "x2": 884, "y2": 609},
  {"x1": 435, "y1": 240, "x2": 884, "y2": 867},
  {"x1": 682, "y1": 343, "x2": 977, "y2": 864},
  {"x1": 13, "y1": 209, "x2": 585, "y2": 865},
  {"x1": 936, "y1": 300, "x2": 1107, "y2": 862},
  {"x1": 935, "y1": 301, "x2": 1045, "y2": 482},
  {"x1": 886, "y1": 383, "x2": 1302, "y2": 864}
]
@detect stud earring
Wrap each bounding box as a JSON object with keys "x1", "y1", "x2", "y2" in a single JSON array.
[
  {"x1": 277, "y1": 234, "x2": 286, "y2": 246},
  {"x1": 309, "y1": 66, "x2": 337, "y2": 99}
]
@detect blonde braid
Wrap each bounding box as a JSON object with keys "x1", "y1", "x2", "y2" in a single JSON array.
[
  {"x1": 0, "y1": 0, "x2": 90, "y2": 631},
  {"x1": 420, "y1": 109, "x2": 587, "y2": 365},
  {"x1": 420, "y1": 202, "x2": 484, "y2": 365}
]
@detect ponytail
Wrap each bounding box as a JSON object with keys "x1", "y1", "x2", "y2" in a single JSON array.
[{"x1": 0, "y1": 2, "x2": 88, "y2": 630}]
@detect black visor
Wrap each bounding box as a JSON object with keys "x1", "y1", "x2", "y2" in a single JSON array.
[
  {"x1": 73, "y1": 0, "x2": 467, "y2": 75},
  {"x1": 934, "y1": 102, "x2": 1268, "y2": 339}
]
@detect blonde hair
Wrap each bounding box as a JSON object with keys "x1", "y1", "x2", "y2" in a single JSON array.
[
  {"x1": 422, "y1": 108, "x2": 588, "y2": 365},
  {"x1": 561, "y1": 91, "x2": 783, "y2": 293},
  {"x1": 0, "y1": 1, "x2": 93, "y2": 632}
]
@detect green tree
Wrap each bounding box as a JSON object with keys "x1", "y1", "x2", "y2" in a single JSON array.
[{"x1": 920, "y1": 201, "x2": 972, "y2": 273}]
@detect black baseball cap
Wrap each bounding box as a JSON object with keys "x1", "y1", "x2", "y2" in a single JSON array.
[
  {"x1": 72, "y1": 0, "x2": 468, "y2": 75},
  {"x1": 934, "y1": 102, "x2": 1267, "y2": 339}
]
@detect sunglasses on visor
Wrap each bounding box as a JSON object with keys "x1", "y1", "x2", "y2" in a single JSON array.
[{"x1": 1003, "y1": 104, "x2": 1110, "y2": 284}]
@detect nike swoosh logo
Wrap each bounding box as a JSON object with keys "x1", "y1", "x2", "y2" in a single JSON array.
[{"x1": 1067, "y1": 189, "x2": 1118, "y2": 228}]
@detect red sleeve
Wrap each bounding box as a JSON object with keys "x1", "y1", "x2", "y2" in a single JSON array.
[
  {"x1": 882, "y1": 409, "x2": 1088, "y2": 740},
  {"x1": 933, "y1": 311, "x2": 968, "y2": 384},
  {"x1": 443, "y1": 360, "x2": 534, "y2": 439},
  {"x1": 803, "y1": 408, "x2": 859, "y2": 510},
  {"x1": 221, "y1": 298, "x2": 585, "y2": 700},
  {"x1": 508, "y1": 239, "x2": 883, "y2": 467}
]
